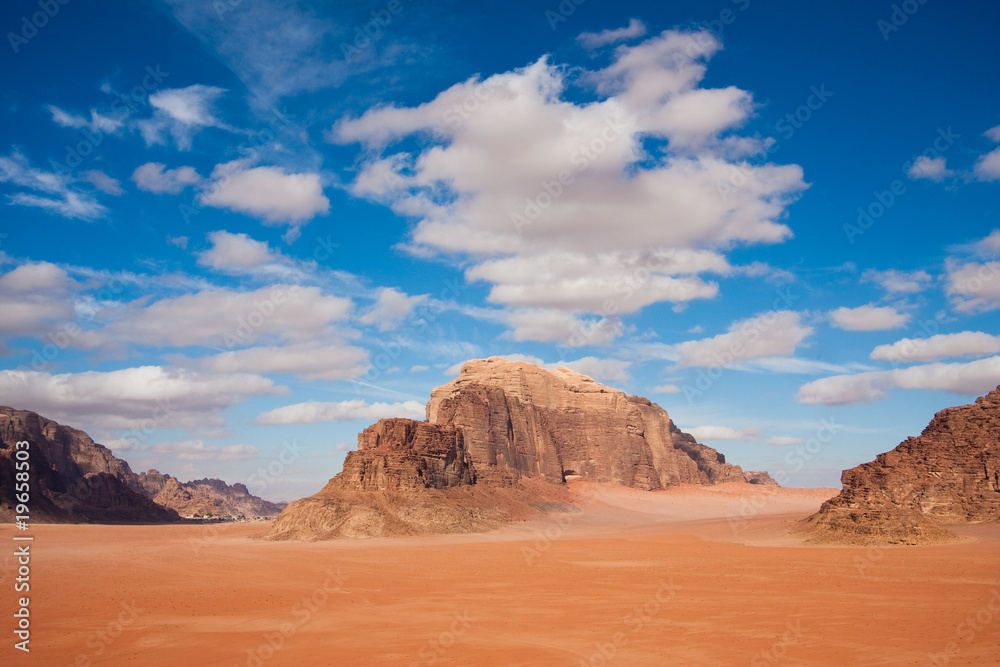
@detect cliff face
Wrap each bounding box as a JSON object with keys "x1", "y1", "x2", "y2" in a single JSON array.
[
  {"x1": 802, "y1": 387, "x2": 1000, "y2": 545},
  {"x1": 135, "y1": 469, "x2": 284, "y2": 519},
  {"x1": 0, "y1": 407, "x2": 179, "y2": 523},
  {"x1": 426, "y1": 358, "x2": 750, "y2": 489},
  {"x1": 267, "y1": 357, "x2": 772, "y2": 540}
]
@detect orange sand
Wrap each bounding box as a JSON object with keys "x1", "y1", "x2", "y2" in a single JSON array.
[{"x1": 4, "y1": 483, "x2": 999, "y2": 666}]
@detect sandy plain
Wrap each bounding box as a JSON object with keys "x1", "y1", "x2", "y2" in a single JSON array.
[{"x1": 4, "y1": 483, "x2": 1000, "y2": 666}]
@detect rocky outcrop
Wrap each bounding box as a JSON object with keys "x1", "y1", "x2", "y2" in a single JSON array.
[
  {"x1": 0, "y1": 407, "x2": 179, "y2": 523},
  {"x1": 135, "y1": 470, "x2": 284, "y2": 519},
  {"x1": 267, "y1": 357, "x2": 771, "y2": 540},
  {"x1": 331, "y1": 419, "x2": 475, "y2": 491},
  {"x1": 743, "y1": 470, "x2": 779, "y2": 486},
  {"x1": 801, "y1": 387, "x2": 1000, "y2": 545},
  {"x1": 426, "y1": 358, "x2": 751, "y2": 489}
]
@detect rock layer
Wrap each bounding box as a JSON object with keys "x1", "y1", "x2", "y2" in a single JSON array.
[
  {"x1": 0, "y1": 407, "x2": 179, "y2": 523},
  {"x1": 268, "y1": 357, "x2": 772, "y2": 540},
  {"x1": 802, "y1": 386, "x2": 1000, "y2": 545},
  {"x1": 426, "y1": 358, "x2": 750, "y2": 489}
]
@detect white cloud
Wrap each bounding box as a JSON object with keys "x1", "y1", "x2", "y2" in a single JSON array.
[
  {"x1": 556, "y1": 356, "x2": 631, "y2": 382},
  {"x1": 358, "y1": 287, "x2": 428, "y2": 331},
  {"x1": 974, "y1": 149, "x2": 1000, "y2": 181},
  {"x1": 194, "y1": 342, "x2": 369, "y2": 381},
  {"x1": 0, "y1": 262, "x2": 77, "y2": 344},
  {"x1": 974, "y1": 126, "x2": 1000, "y2": 181},
  {"x1": 907, "y1": 155, "x2": 953, "y2": 181},
  {"x1": 767, "y1": 436, "x2": 805, "y2": 446},
  {"x1": 861, "y1": 268, "x2": 932, "y2": 294},
  {"x1": 257, "y1": 399, "x2": 425, "y2": 425},
  {"x1": 79, "y1": 170, "x2": 124, "y2": 195},
  {"x1": 674, "y1": 311, "x2": 813, "y2": 367},
  {"x1": 132, "y1": 162, "x2": 202, "y2": 194},
  {"x1": 687, "y1": 425, "x2": 756, "y2": 441},
  {"x1": 796, "y1": 356, "x2": 1000, "y2": 405},
  {"x1": 577, "y1": 19, "x2": 647, "y2": 50},
  {"x1": 503, "y1": 309, "x2": 624, "y2": 346},
  {"x1": 137, "y1": 85, "x2": 228, "y2": 150},
  {"x1": 945, "y1": 258, "x2": 1000, "y2": 313},
  {"x1": 410, "y1": 365, "x2": 429, "y2": 372},
  {"x1": 197, "y1": 230, "x2": 273, "y2": 270},
  {"x1": 331, "y1": 30, "x2": 806, "y2": 343},
  {"x1": 199, "y1": 164, "x2": 329, "y2": 224},
  {"x1": 146, "y1": 440, "x2": 259, "y2": 461},
  {"x1": 0, "y1": 366, "x2": 286, "y2": 430},
  {"x1": 76, "y1": 284, "x2": 352, "y2": 351},
  {"x1": 46, "y1": 105, "x2": 124, "y2": 134},
  {"x1": 871, "y1": 331, "x2": 1000, "y2": 363},
  {"x1": 829, "y1": 304, "x2": 909, "y2": 331},
  {"x1": 0, "y1": 150, "x2": 106, "y2": 220},
  {"x1": 652, "y1": 384, "x2": 681, "y2": 394}
]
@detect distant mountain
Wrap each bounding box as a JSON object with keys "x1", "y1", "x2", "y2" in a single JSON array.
[
  {"x1": 135, "y1": 469, "x2": 284, "y2": 519},
  {"x1": 0, "y1": 407, "x2": 178, "y2": 523},
  {"x1": 0, "y1": 406, "x2": 282, "y2": 523},
  {"x1": 267, "y1": 357, "x2": 775, "y2": 540},
  {"x1": 801, "y1": 387, "x2": 1000, "y2": 545}
]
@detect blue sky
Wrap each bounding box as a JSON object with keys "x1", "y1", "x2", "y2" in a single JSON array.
[{"x1": 1, "y1": 0, "x2": 999, "y2": 500}]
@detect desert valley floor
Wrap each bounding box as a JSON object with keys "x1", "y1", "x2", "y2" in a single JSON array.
[{"x1": 7, "y1": 483, "x2": 1000, "y2": 666}]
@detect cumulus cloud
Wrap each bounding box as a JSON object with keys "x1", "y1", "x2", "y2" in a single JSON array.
[
  {"x1": 870, "y1": 331, "x2": 1000, "y2": 363},
  {"x1": 861, "y1": 268, "x2": 932, "y2": 294},
  {"x1": 76, "y1": 284, "x2": 352, "y2": 351},
  {"x1": 137, "y1": 85, "x2": 228, "y2": 150},
  {"x1": 907, "y1": 156, "x2": 953, "y2": 181},
  {"x1": 331, "y1": 30, "x2": 806, "y2": 343},
  {"x1": 132, "y1": 162, "x2": 202, "y2": 194},
  {"x1": 358, "y1": 287, "x2": 428, "y2": 330},
  {"x1": 503, "y1": 309, "x2": 623, "y2": 346},
  {"x1": 197, "y1": 230, "x2": 274, "y2": 270},
  {"x1": 828, "y1": 305, "x2": 909, "y2": 331},
  {"x1": 577, "y1": 19, "x2": 647, "y2": 50},
  {"x1": 945, "y1": 258, "x2": 1000, "y2": 313},
  {"x1": 0, "y1": 262, "x2": 77, "y2": 346},
  {"x1": 0, "y1": 150, "x2": 106, "y2": 220},
  {"x1": 194, "y1": 342, "x2": 369, "y2": 381},
  {"x1": 199, "y1": 164, "x2": 329, "y2": 224},
  {"x1": 0, "y1": 366, "x2": 286, "y2": 430},
  {"x1": 974, "y1": 125, "x2": 1000, "y2": 181},
  {"x1": 673, "y1": 311, "x2": 813, "y2": 367},
  {"x1": 257, "y1": 399, "x2": 425, "y2": 425},
  {"x1": 796, "y1": 356, "x2": 1000, "y2": 405}
]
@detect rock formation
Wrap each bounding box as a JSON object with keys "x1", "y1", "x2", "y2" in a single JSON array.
[
  {"x1": 0, "y1": 406, "x2": 179, "y2": 523},
  {"x1": 135, "y1": 470, "x2": 284, "y2": 519},
  {"x1": 801, "y1": 386, "x2": 1000, "y2": 545},
  {"x1": 0, "y1": 406, "x2": 283, "y2": 523},
  {"x1": 267, "y1": 357, "x2": 773, "y2": 540}
]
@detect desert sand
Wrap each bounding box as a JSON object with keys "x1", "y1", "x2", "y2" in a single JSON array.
[{"x1": 5, "y1": 483, "x2": 1000, "y2": 666}]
